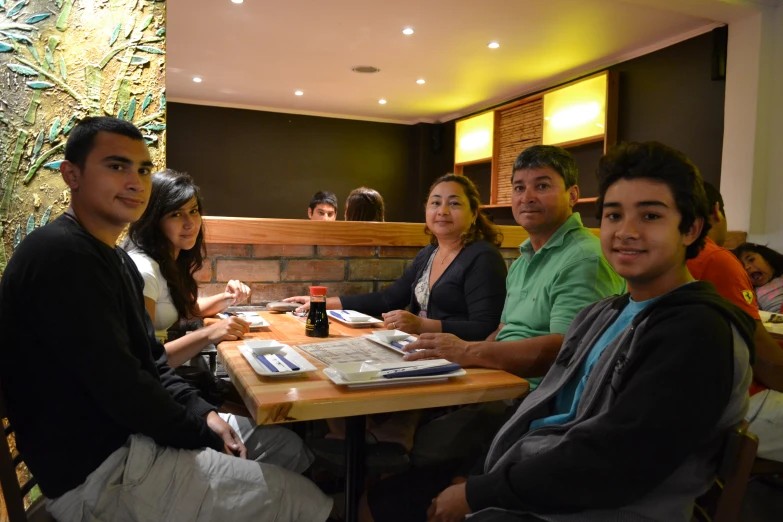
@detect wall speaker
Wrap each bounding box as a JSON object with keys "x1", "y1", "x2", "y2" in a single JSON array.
[
  {"x1": 712, "y1": 26, "x2": 728, "y2": 81},
  {"x1": 430, "y1": 124, "x2": 443, "y2": 153}
]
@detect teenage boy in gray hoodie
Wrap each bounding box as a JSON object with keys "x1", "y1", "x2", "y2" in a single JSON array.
[{"x1": 360, "y1": 142, "x2": 755, "y2": 522}]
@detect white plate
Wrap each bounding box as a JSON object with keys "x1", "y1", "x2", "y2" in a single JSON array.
[
  {"x1": 242, "y1": 339, "x2": 285, "y2": 355},
  {"x1": 239, "y1": 344, "x2": 318, "y2": 377},
  {"x1": 327, "y1": 310, "x2": 383, "y2": 327},
  {"x1": 323, "y1": 359, "x2": 465, "y2": 388},
  {"x1": 330, "y1": 361, "x2": 382, "y2": 381},
  {"x1": 365, "y1": 332, "x2": 418, "y2": 355},
  {"x1": 236, "y1": 312, "x2": 270, "y2": 329}
]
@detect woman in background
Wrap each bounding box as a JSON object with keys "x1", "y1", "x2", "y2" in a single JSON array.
[
  {"x1": 124, "y1": 169, "x2": 312, "y2": 471},
  {"x1": 289, "y1": 174, "x2": 507, "y2": 340},
  {"x1": 345, "y1": 186, "x2": 385, "y2": 221},
  {"x1": 734, "y1": 243, "x2": 783, "y2": 313},
  {"x1": 285, "y1": 174, "x2": 508, "y2": 457}
]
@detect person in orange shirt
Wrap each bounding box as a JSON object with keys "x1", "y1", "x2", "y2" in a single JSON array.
[{"x1": 687, "y1": 182, "x2": 783, "y2": 462}]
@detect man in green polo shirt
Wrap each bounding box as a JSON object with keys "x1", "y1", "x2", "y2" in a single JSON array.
[{"x1": 405, "y1": 145, "x2": 625, "y2": 388}]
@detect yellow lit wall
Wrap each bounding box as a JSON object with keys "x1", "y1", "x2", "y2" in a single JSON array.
[
  {"x1": 542, "y1": 74, "x2": 607, "y2": 146},
  {"x1": 455, "y1": 111, "x2": 494, "y2": 164}
]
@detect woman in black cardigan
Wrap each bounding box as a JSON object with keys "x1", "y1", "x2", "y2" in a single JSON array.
[{"x1": 287, "y1": 174, "x2": 507, "y2": 341}]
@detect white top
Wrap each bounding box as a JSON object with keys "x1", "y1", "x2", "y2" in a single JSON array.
[
  {"x1": 413, "y1": 249, "x2": 437, "y2": 318},
  {"x1": 128, "y1": 250, "x2": 180, "y2": 341}
]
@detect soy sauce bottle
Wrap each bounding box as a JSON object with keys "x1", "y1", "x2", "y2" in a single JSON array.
[{"x1": 305, "y1": 286, "x2": 329, "y2": 338}]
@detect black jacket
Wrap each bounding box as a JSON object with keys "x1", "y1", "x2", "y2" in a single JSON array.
[
  {"x1": 340, "y1": 240, "x2": 507, "y2": 340},
  {"x1": 466, "y1": 282, "x2": 755, "y2": 520},
  {"x1": 0, "y1": 216, "x2": 223, "y2": 498}
]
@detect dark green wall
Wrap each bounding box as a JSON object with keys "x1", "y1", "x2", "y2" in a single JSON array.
[{"x1": 166, "y1": 104, "x2": 454, "y2": 222}]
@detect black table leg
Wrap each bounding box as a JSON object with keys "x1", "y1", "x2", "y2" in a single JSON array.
[{"x1": 345, "y1": 415, "x2": 366, "y2": 522}]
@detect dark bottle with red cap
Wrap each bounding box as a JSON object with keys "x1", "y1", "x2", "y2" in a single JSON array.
[{"x1": 306, "y1": 286, "x2": 329, "y2": 338}]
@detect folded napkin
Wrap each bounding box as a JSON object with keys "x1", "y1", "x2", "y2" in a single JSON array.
[{"x1": 330, "y1": 310, "x2": 373, "y2": 322}]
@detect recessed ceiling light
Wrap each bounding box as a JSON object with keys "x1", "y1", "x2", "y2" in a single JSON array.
[
  {"x1": 488, "y1": 42, "x2": 500, "y2": 49},
  {"x1": 294, "y1": 90, "x2": 304, "y2": 96},
  {"x1": 231, "y1": 0, "x2": 243, "y2": 3},
  {"x1": 192, "y1": 77, "x2": 202, "y2": 83},
  {"x1": 416, "y1": 79, "x2": 425, "y2": 85},
  {"x1": 378, "y1": 99, "x2": 387, "y2": 105},
  {"x1": 402, "y1": 27, "x2": 414, "y2": 35}
]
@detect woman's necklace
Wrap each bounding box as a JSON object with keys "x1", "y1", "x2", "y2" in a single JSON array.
[{"x1": 438, "y1": 247, "x2": 458, "y2": 265}]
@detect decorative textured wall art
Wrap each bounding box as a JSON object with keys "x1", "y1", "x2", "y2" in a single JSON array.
[{"x1": 0, "y1": 0, "x2": 167, "y2": 275}]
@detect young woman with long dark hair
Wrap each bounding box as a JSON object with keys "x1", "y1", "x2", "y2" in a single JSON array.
[{"x1": 124, "y1": 169, "x2": 313, "y2": 471}]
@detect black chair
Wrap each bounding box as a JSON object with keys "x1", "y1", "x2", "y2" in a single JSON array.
[
  {"x1": 693, "y1": 421, "x2": 758, "y2": 522},
  {"x1": 0, "y1": 382, "x2": 55, "y2": 522}
]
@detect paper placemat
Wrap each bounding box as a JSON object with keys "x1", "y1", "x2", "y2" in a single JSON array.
[{"x1": 297, "y1": 337, "x2": 403, "y2": 365}]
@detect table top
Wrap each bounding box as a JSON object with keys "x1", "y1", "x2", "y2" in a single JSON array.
[
  {"x1": 760, "y1": 311, "x2": 783, "y2": 338},
  {"x1": 765, "y1": 323, "x2": 783, "y2": 339},
  {"x1": 215, "y1": 312, "x2": 530, "y2": 425}
]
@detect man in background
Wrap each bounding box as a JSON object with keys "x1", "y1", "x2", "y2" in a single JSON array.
[{"x1": 307, "y1": 190, "x2": 338, "y2": 220}]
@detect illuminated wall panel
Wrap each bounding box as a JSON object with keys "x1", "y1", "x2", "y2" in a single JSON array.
[
  {"x1": 455, "y1": 111, "x2": 494, "y2": 164},
  {"x1": 542, "y1": 74, "x2": 607, "y2": 146}
]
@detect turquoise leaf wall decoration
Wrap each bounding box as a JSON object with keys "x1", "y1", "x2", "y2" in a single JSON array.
[
  {"x1": 25, "y1": 13, "x2": 51, "y2": 24},
  {"x1": 48, "y1": 117, "x2": 61, "y2": 142},
  {"x1": 109, "y1": 23, "x2": 121, "y2": 46},
  {"x1": 26, "y1": 81, "x2": 55, "y2": 89},
  {"x1": 7, "y1": 63, "x2": 38, "y2": 75},
  {"x1": 7, "y1": 0, "x2": 25, "y2": 18},
  {"x1": 43, "y1": 160, "x2": 64, "y2": 170},
  {"x1": 40, "y1": 206, "x2": 52, "y2": 227}
]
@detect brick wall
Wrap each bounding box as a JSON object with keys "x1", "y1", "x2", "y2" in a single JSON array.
[{"x1": 198, "y1": 243, "x2": 522, "y2": 303}]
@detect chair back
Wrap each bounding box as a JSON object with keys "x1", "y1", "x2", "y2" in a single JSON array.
[
  {"x1": 0, "y1": 381, "x2": 54, "y2": 522},
  {"x1": 693, "y1": 421, "x2": 759, "y2": 522},
  {"x1": 750, "y1": 457, "x2": 783, "y2": 477}
]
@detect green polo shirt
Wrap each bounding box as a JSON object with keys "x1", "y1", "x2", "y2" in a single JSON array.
[{"x1": 497, "y1": 213, "x2": 625, "y2": 388}]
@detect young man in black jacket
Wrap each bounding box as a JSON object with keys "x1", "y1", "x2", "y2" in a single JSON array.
[
  {"x1": 361, "y1": 142, "x2": 754, "y2": 522},
  {"x1": 0, "y1": 117, "x2": 331, "y2": 521}
]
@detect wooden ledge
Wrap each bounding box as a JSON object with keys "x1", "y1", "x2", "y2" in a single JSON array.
[
  {"x1": 203, "y1": 217, "x2": 750, "y2": 251},
  {"x1": 201, "y1": 218, "x2": 769, "y2": 249},
  {"x1": 203, "y1": 216, "x2": 542, "y2": 248}
]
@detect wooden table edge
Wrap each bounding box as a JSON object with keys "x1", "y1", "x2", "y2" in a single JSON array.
[{"x1": 217, "y1": 341, "x2": 529, "y2": 425}]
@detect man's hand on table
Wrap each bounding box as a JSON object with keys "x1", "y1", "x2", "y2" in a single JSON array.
[
  {"x1": 283, "y1": 296, "x2": 310, "y2": 313},
  {"x1": 403, "y1": 333, "x2": 472, "y2": 365},
  {"x1": 205, "y1": 411, "x2": 247, "y2": 458},
  {"x1": 427, "y1": 482, "x2": 472, "y2": 522},
  {"x1": 206, "y1": 316, "x2": 249, "y2": 343}
]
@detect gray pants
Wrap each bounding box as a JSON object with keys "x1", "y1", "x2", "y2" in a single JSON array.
[
  {"x1": 746, "y1": 388, "x2": 783, "y2": 462},
  {"x1": 46, "y1": 435, "x2": 332, "y2": 522},
  {"x1": 221, "y1": 413, "x2": 314, "y2": 472}
]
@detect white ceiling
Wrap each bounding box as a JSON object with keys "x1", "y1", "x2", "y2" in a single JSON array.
[{"x1": 167, "y1": 0, "x2": 764, "y2": 124}]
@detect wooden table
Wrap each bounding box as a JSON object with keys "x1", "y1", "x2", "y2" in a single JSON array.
[{"x1": 216, "y1": 312, "x2": 529, "y2": 522}]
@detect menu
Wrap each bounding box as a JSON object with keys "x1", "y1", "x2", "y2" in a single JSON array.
[{"x1": 297, "y1": 337, "x2": 402, "y2": 365}]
